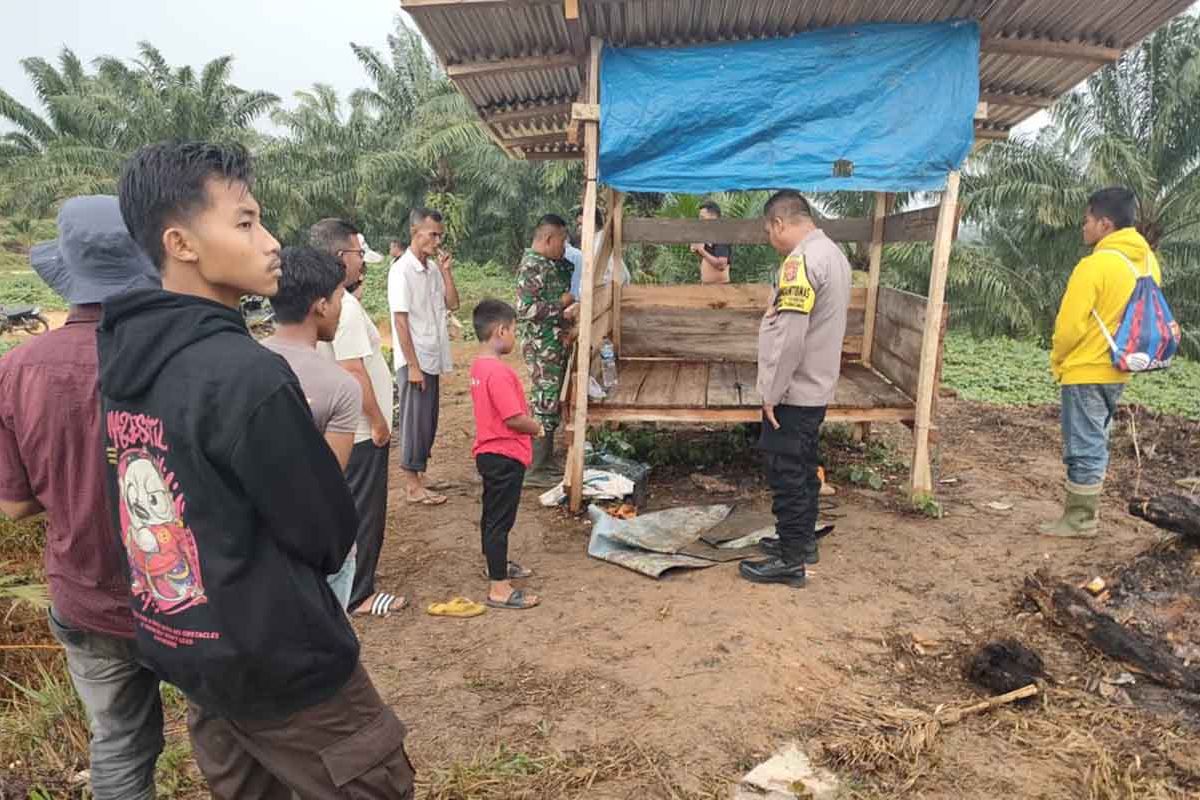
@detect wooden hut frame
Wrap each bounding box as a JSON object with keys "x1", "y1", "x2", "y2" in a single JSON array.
[{"x1": 401, "y1": 0, "x2": 1194, "y2": 512}]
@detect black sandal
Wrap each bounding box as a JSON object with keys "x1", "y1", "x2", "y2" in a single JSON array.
[{"x1": 485, "y1": 589, "x2": 540, "y2": 610}]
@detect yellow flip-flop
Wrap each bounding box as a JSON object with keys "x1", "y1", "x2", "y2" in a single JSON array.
[{"x1": 426, "y1": 596, "x2": 486, "y2": 618}]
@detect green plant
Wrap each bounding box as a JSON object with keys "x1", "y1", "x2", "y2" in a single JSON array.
[
  {"x1": 1, "y1": 659, "x2": 90, "y2": 780},
  {"x1": 847, "y1": 465, "x2": 884, "y2": 490},
  {"x1": 911, "y1": 492, "x2": 944, "y2": 519}
]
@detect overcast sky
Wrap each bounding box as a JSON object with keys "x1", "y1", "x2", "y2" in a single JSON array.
[{"x1": 0, "y1": 0, "x2": 407, "y2": 130}]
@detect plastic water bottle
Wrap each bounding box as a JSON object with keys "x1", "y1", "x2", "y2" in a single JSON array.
[{"x1": 600, "y1": 339, "x2": 619, "y2": 389}]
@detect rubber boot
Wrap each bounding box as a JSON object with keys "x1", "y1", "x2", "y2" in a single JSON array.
[
  {"x1": 1037, "y1": 480, "x2": 1101, "y2": 538},
  {"x1": 525, "y1": 435, "x2": 564, "y2": 489}
]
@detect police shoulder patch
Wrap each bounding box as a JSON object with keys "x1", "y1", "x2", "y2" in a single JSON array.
[{"x1": 776, "y1": 254, "x2": 815, "y2": 313}]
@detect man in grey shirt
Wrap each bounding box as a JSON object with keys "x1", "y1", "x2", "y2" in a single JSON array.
[
  {"x1": 262, "y1": 246, "x2": 363, "y2": 608},
  {"x1": 741, "y1": 191, "x2": 850, "y2": 588}
]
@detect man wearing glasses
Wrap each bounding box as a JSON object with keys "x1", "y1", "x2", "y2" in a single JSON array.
[{"x1": 310, "y1": 218, "x2": 405, "y2": 619}]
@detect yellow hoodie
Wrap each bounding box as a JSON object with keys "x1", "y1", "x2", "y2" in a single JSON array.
[{"x1": 1051, "y1": 228, "x2": 1163, "y2": 385}]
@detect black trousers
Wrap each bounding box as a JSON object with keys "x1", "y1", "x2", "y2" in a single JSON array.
[
  {"x1": 346, "y1": 440, "x2": 390, "y2": 610},
  {"x1": 759, "y1": 405, "x2": 826, "y2": 563},
  {"x1": 476, "y1": 453, "x2": 525, "y2": 581}
]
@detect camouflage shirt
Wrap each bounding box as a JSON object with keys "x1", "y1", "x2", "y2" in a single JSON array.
[{"x1": 515, "y1": 249, "x2": 573, "y2": 332}]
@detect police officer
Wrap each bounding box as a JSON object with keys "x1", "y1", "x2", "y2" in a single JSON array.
[{"x1": 741, "y1": 191, "x2": 851, "y2": 587}]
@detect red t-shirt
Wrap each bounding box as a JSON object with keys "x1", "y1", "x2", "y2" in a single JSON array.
[{"x1": 470, "y1": 356, "x2": 533, "y2": 467}]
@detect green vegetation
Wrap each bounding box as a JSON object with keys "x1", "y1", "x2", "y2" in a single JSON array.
[{"x1": 942, "y1": 333, "x2": 1200, "y2": 419}]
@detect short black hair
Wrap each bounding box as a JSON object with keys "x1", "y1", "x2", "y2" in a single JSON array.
[
  {"x1": 389, "y1": 237, "x2": 404, "y2": 247},
  {"x1": 410, "y1": 207, "x2": 443, "y2": 228},
  {"x1": 1087, "y1": 187, "x2": 1137, "y2": 230},
  {"x1": 535, "y1": 214, "x2": 568, "y2": 239},
  {"x1": 699, "y1": 201, "x2": 723, "y2": 217},
  {"x1": 570, "y1": 206, "x2": 604, "y2": 229},
  {"x1": 764, "y1": 190, "x2": 814, "y2": 222},
  {"x1": 308, "y1": 218, "x2": 359, "y2": 257},
  {"x1": 118, "y1": 141, "x2": 254, "y2": 271},
  {"x1": 473, "y1": 298, "x2": 517, "y2": 341},
  {"x1": 271, "y1": 246, "x2": 346, "y2": 324}
]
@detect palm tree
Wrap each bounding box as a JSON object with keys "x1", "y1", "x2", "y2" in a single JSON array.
[{"x1": 964, "y1": 15, "x2": 1200, "y2": 354}]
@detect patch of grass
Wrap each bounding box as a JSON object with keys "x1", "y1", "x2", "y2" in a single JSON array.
[
  {"x1": 942, "y1": 332, "x2": 1200, "y2": 419},
  {"x1": 910, "y1": 492, "x2": 944, "y2": 519},
  {"x1": 1, "y1": 658, "x2": 91, "y2": 792},
  {"x1": 0, "y1": 270, "x2": 65, "y2": 311}
]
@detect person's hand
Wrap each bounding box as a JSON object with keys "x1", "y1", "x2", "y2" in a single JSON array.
[
  {"x1": 535, "y1": 424, "x2": 546, "y2": 439},
  {"x1": 437, "y1": 249, "x2": 454, "y2": 272},
  {"x1": 408, "y1": 365, "x2": 426, "y2": 391},
  {"x1": 562, "y1": 303, "x2": 579, "y2": 321},
  {"x1": 763, "y1": 403, "x2": 780, "y2": 430},
  {"x1": 560, "y1": 292, "x2": 575, "y2": 308},
  {"x1": 371, "y1": 418, "x2": 391, "y2": 447},
  {"x1": 690, "y1": 243, "x2": 704, "y2": 254}
]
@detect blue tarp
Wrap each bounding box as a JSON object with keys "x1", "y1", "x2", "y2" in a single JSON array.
[{"x1": 598, "y1": 21, "x2": 980, "y2": 193}]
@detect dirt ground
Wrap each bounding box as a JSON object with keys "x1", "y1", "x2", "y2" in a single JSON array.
[{"x1": 352, "y1": 343, "x2": 1200, "y2": 799}]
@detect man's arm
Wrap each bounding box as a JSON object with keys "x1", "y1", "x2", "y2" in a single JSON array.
[
  {"x1": 1050, "y1": 260, "x2": 1099, "y2": 380},
  {"x1": 0, "y1": 497, "x2": 43, "y2": 520},
  {"x1": 338, "y1": 357, "x2": 390, "y2": 444},
  {"x1": 229, "y1": 385, "x2": 358, "y2": 575},
  {"x1": 760, "y1": 311, "x2": 812, "y2": 428},
  {"x1": 694, "y1": 245, "x2": 730, "y2": 272},
  {"x1": 325, "y1": 373, "x2": 362, "y2": 471},
  {"x1": 391, "y1": 311, "x2": 426, "y2": 392},
  {"x1": 439, "y1": 253, "x2": 461, "y2": 312},
  {"x1": 516, "y1": 264, "x2": 567, "y2": 325},
  {"x1": 0, "y1": 411, "x2": 43, "y2": 520}
]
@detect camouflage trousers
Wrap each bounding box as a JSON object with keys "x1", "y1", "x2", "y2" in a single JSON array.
[{"x1": 520, "y1": 326, "x2": 568, "y2": 434}]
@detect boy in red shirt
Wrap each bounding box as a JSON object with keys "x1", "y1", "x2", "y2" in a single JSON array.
[{"x1": 470, "y1": 299, "x2": 543, "y2": 610}]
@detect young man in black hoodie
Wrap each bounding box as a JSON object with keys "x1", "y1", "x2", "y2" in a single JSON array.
[{"x1": 99, "y1": 141, "x2": 414, "y2": 799}]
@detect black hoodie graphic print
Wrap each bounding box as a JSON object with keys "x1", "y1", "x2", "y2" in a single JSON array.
[{"x1": 97, "y1": 289, "x2": 360, "y2": 719}]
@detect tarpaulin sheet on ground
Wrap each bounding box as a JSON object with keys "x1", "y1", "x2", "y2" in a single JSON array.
[
  {"x1": 587, "y1": 504, "x2": 732, "y2": 578},
  {"x1": 599, "y1": 21, "x2": 980, "y2": 193}
]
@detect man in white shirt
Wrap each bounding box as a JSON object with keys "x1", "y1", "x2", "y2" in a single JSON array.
[
  {"x1": 389, "y1": 207, "x2": 460, "y2": 505},
  {"x1": 310, "y1": 219, "x2": 403, "y2": 618},
  {"x1": 567, "y1": 207, "x2": 629, "y2": 301}
]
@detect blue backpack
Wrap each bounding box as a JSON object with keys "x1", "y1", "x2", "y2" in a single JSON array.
[{"x1": 1091, "y1": 249, "x2": 1181, "y2": 372}]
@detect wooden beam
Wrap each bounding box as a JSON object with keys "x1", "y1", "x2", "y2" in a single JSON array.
[
  {"x1": 522, "y1": 150, "x2": 581, "y2": 161},
  {"x1": 499, "y1": 132, "x2": 569, "y2": 149},
  {"x1": 482, "y1": 102, "x2": 572, "y2": 125},
  {"x1": 446, "y1": 52, "x2": 581, "y2": 79},
  {"x1": 979, "y1": 90, "x2": 1055, "y2": 110},
  {"x1": 567, "y1": 35, "x2": 602, "y2": 514},
  {"x1": 911, "y1": 171, "x2": 960, "y2": 496},
  {"x1": 587, "y1": 406, "x2": 915, "y2": 425},
  {"x1": 975, "y1": 101, "x2": 989, "y2": 120},
  {"x1": 571, "y1": 102, "x2": 600, "y2": 122},
  {"x1": 861, "y1": 192, "x2": 887, "y2": 369},
  {"x1": 622, "y1": 205, "x2": 942, "y2": 246},
  {"x1": 981, "y1": 36, "x2": 1121, "y2": 64},
  {"x1": 611, "y1": 191, "x2": 626, "y2": 356},
  {"x1": 975, "y1": 127, "x2": 1011, "y2": 141},
  {"x1": 563, "y1": 0, "x2": 579, "y2": 19}
]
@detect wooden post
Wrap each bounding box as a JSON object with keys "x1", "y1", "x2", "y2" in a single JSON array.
[
  {"x1": 861, "y1": 192, "x2": 887, "y2": 368},
  {"x1": 567, "y1": 36, "x2": 602, "y2": 513},
  {"x1": 910, "y1": 171, "x2": 960, "y2": 496},
  {"x1": 611, "y1": 191, "x2": 625, "y2": 355}
]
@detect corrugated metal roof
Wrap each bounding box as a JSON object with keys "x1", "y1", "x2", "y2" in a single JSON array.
[{"x1": 401, "y1": 0, "x2": 1195, "y2": 158}]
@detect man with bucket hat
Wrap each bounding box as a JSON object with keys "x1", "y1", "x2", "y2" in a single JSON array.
[{"x1": 0, "y1": 195, "x2": 163, "y2": 800}]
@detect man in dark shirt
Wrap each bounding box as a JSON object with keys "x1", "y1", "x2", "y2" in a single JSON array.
[
  {"x1": 0, "y1": 195, "x2": 163, "y2": 800},
  {"x1": 99, "y1": 141, "x2": 414, "y2": 798},
  {"x1": 691, "y1": 200, "x2": 733, "y2": 284}
]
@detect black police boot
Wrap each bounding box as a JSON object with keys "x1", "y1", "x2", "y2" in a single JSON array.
[
  {"x1": 738, "y1": 556, "x2": 806, "y2": 588},
  {"x1": 760, "y1": 537, "x2": 818, "y2": 565}
]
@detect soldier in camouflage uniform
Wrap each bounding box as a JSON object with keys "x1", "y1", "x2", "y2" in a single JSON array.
[{"x1": 515, "y1": 214, "x2": 576, "y2": 486}]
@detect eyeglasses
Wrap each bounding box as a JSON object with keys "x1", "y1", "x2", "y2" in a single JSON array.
[{"x1": 337, "y1": 249, "x2": 365, "y2": 259}]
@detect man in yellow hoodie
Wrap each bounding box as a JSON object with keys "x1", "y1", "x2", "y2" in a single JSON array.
[{"x1": 1042, "y1": 187, "x2": 1162, "y2": 538}]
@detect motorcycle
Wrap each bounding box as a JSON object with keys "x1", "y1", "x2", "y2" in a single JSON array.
[
  {"x1": 240, "y1": 296, "x2": 275, "y2": 338},
  {"x1": 0, "y1": 305, "x2": 51, "y2": 336}
]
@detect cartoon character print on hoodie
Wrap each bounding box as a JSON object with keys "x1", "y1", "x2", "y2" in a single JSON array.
[{"x1": 113, "y1": 445, "x2": 204, "y2": 616}]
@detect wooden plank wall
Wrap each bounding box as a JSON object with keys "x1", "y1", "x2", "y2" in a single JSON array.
[
  {"x1": 871, "y1": 286, "x2": 947, "y2": 400},
  {"x1": 622, "y1": 205, "x2": 941, "y2": 246},
  {"x1": 620, "y1": 284, "x2": 866, "y2": 362}
]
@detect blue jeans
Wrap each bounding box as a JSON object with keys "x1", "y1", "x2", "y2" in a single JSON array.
[
  {"x1": 47, "y1": 608, "x2": 164, "y2": 800},
  {"x1": 326, "y1": 545, "x2": 357, "y2": 610},
  {"x1": 1060, "y1": 384, "x2": 1124, "y2": 485}
]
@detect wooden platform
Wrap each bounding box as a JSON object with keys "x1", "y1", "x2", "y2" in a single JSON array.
[{"x1": 588, "y1": 360, "x2": 916, "y2": 424}]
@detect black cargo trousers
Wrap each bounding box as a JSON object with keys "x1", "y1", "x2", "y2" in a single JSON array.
[{"x1": 759, "y1": 405, "x2": 826, "y2": 563}]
